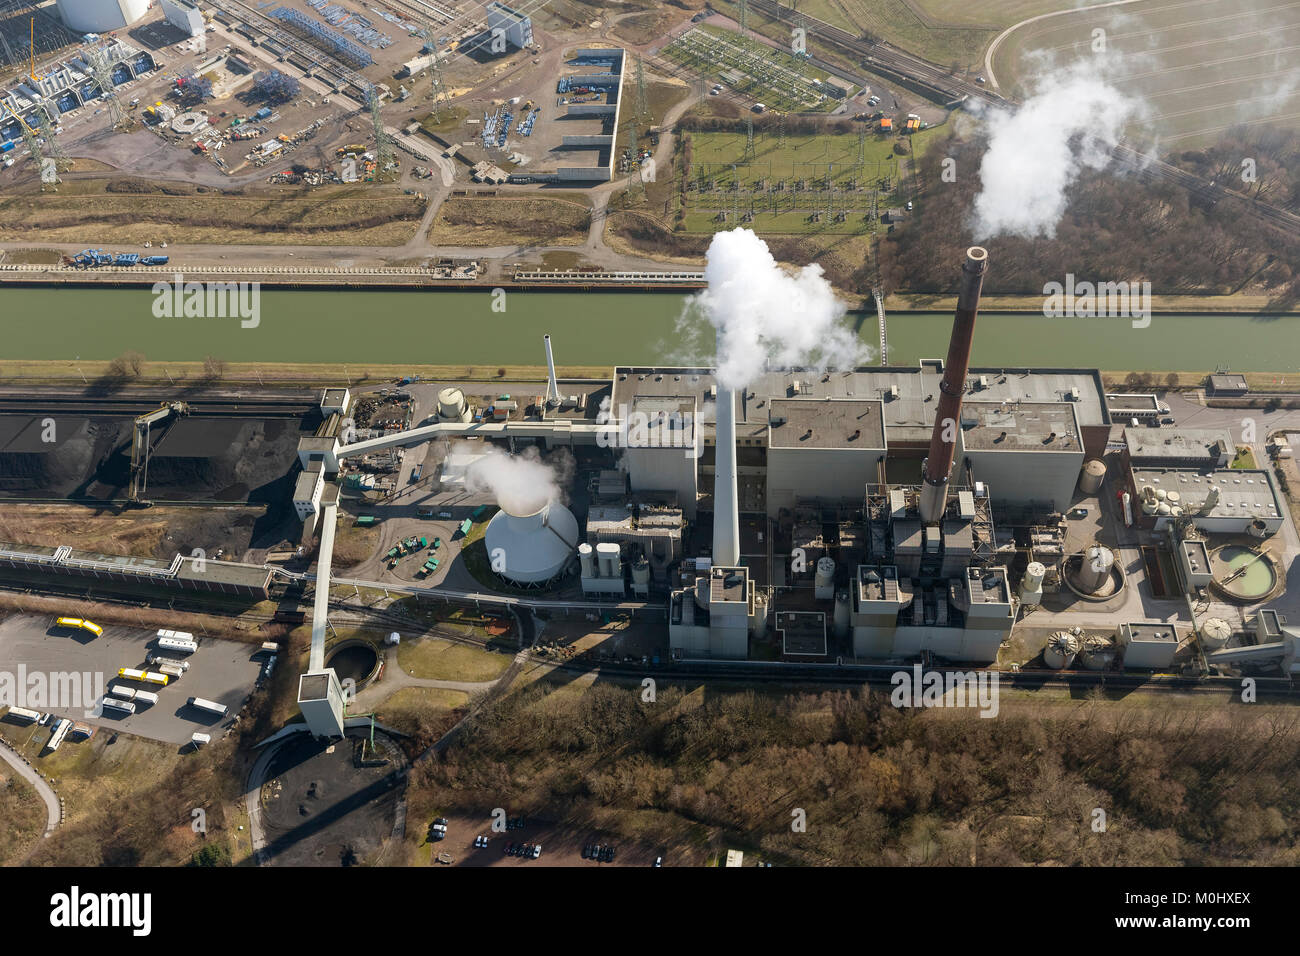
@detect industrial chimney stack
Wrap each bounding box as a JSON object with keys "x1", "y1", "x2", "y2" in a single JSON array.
[
  {"x1": 919, "y1": 246, "x2": 989, "y2": 524},
  {"x1": 712, "y1": 383, "x2": 741, "y2": 567},
  {"x1": 544, "y1": 334, "x2": 560, "y2": 407}
]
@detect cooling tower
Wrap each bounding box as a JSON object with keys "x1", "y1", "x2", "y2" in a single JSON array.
[{"x1": 56, "y1": 0, "x2": 150, "y2": 32}]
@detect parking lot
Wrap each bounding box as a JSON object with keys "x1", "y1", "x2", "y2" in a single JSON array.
[
  {"x1": 426, "y1": 812, "x2": 660, "y2": 867},
  {"x1": 0, "y1": 613, "x2": 264, "y2": 746}
]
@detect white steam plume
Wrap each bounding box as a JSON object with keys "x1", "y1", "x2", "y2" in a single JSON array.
[
  {"x1": 689, "y1": 228, "x2": 870, "y2": 390},
  {"x1": 970, "y1": 57, "x2": 1145, "y2": 239},
  {"x1": 464, "y1": 443, "x2": 562, "y2": 515}
]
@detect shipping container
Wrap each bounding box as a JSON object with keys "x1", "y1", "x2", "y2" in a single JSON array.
[
  {"x1": 188, "y1": 697, "x2": 228, "y2": 717},
  {"x1": 157, "y1": 636, "x2": 198, "y2": 653},
  {"x1": 191, "y1": 732, "x2": 211, "y2": 747},
  {"x1": 5, "y1": 706, "x2": 40, "y2": 724},
  {"x1": 356, "y1": 515, "x2": 378, "y2": 526},
  {"x1": 260, "y1": 641, "x2": 280, "y2": 653}
]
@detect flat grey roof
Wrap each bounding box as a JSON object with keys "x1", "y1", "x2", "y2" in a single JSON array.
[
  {"x1": 710, "y1": 565, "x2": 748, "y2": 604},
  {"x1": 1132, "y1": 467, "x2": 1281, "y2": 521},
  {"x1": 776, "y1": 611, "x2": 827, "y2": 656},
  {"x1": 298, "y1": 673, "x2": 330, "y2": 701},
  {"x1": 959, "y1": 401, "x2": 1080, "y2": 452},
  {"x1": 611, "y1": 366, "x2": 1108, "y2": 446},
  {"x1": 967, "y1": 567, "x2": 1010, "y2": 604},
  {"x1": 175, "y1": 557, "x2": 273, "y2": 590},
  {"x1": 768, "y1": 397, "x2": 885, "y2": 450},
  {"x1": 1125, "y1": 427, "x2": 1234, "y2": 462},
  {"x1": 1123, "y1": 623, "x2": 1179, "y2": 643}
]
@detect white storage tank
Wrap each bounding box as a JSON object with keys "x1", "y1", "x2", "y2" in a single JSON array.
[
  {"x1": 578, "y1": 542, "x2": 595, "y2": 578},
  {"x1": 1200, "y1": 617, "x2": 1232, "y2": 651},
  {"x1": 631, "y1": 557, "x2": 650, "y2": 595},
  {"x1": 483, "y1": 501, "x2": 579, "y2": 585},
  {"x1": 1044, "y1": 630, "x2": 1080, "y2": 669},
  {"x1": 438, "y1": 387, "x2": 470, "y2": 422},
  {"x1": 596, "y1": 542, "x2": 621, "y2": 578},
  {"x1": 1078, "y1": 545, "x2": 1114, "y2": 593},
  {"x1": 1079, "y1": 459, "x2": 1106, "y2": 495},
  {"x1": 56, "y1": 0, "x2": 150, "y2": 32},
  {"x1": 1019, "y1": 561, "x2": 1046, "y2": 606}
]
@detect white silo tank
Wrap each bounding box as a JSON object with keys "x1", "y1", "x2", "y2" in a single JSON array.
[
  {"x1": 596, "y1": 542, "x2": 621, "y2": 578},
  {"x1": 1079, "y1": 459, "x2": 1106, "y2": 495},
  {"x1": 1200, "y1": 617, "x2": 1232, "y2": 651},
  {"x1": 483, "y1": 501, "x2": 579, "y2": 584},
  {"x1": 833, "y1": 591, "x2": 851, "y2": 638},
  {"x1": 1019, "y1": 561, "x2": 1045, "y2": 607},
  {"x1": 578, "y1": 542, "x2": 595, "y2": 578},
  {"x1": 1078, "y1": 545, "x2": 1114, "y2": 593},
  {"x1": 1044, "y1": 630, "x2": 1080, "y2": 669},
  {"x1": 814, "y1": 556, "x2": 836, "y2": 599},
  {"x1": 57, "y1": 0, "x2": 150, "y2": 32},
  {"x1": 438, "y1": 387, "x2": 470, "y2": 422}
]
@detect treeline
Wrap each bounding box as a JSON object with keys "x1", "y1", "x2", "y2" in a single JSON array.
[
  {"x1": 881, "y1": 131, "x2": 1300, "y2": 303},
  {"x1": 677, "y1": 112, "x2": 858, "y2": 136},
  {"x1": 1166, "y1": 126, "x2": 1300, "y2": 213},
  {"x1": 408, "y1": 681, "x2": 1300, "y2": 866}
]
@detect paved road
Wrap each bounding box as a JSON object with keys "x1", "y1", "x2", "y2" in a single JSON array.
[{"x1": 0, "y1": 735, "x2": 60, "y2": 842}]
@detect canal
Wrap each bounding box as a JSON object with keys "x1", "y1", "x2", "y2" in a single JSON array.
[{"x1": 2, "y1": 286, "x2": 1297, "y2": 372}]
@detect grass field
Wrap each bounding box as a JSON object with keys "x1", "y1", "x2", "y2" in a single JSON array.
[
  {"x1": 428, "y1": 197, "x2": 592, "y2": 246},
  {"x1": 0, "y1": 769, "x2": 45, "y2": 865},
  {"x1": 990, "y1": 0, "x2": 1300, "y2": 147},
  {"x1": 0, "y1": 180, "x2": 428, "y2": 246},
  {"x1": 396, "y1": 637, "x2": 513, "y2": 682}
]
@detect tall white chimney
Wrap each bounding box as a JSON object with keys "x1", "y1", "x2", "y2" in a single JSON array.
[
  {"x1": 712, "y1": 384, "x2": 740, "y2": 567},
  {"x1": 544, "y1": 333, "x2": 559, "y2": 406}
]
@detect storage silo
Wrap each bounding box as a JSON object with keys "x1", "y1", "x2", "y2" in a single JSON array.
[
  {"x1": 1018, "y1": 561, "x2": 1045, "y2": 606},
  {"x1": 814, "y1": 556, "x2": 836, "y2": 600},
  {"x1": 1200, "y1": 617, "x2": 1232, "y2": 651},
  {"x1": 1044, "y1": 630, "x2": 1080, "y2": 669},
  {"x1": 483, "y1": 500, "x2": 579, "y2": 585},
  {"x1": 596, "y1": 542, "x2": 621, "y2": 578},
  {"x1": 1079, "y1": 459, "x2": 1106, "y2": 495},
  {"x1": 578, "y1": 542, "x2": 595, "y2": 578},
  {"x1": 1079, "y1": 635, "x2": 1115, "y2": 670},
  {"x1": 438, "y1": 387, "x2": 471, "y2": 422},
  {"x1": 1078, "y1": 545, "x2": 1114, "y2": 593}
]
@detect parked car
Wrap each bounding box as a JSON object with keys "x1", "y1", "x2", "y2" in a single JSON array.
[
  {"x1": 531, "y1": 845, "x2": 542, "y2": 859},
  {"x1": 653, "y1": 857, "x2": 663, "y2": 867}
]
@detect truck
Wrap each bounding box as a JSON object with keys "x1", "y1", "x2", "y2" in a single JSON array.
[
  {"x1": 133, "y1": 689, "x2": 160, "y2": 706},
  {"x1": 118, "y1": 667, "x2": 148, "y2": 682},
  {"x1": 140, "y1": 255, "x2": 169, "y2": 265},
  {"x1": 102, "y1": 696, "x2": 136, "y2": 715},
  {"x1": 142, "y1": 671, "x2": 170, "y2": 687},
  {"x1": 47, "y1": 718, "x2": 72, "y2": 751},
  {"x1": 188, "y1": 697, "x2": 228, "y2": 717},
  {"x1": 260, "y1": 641, "x2": 280, "y2": 653},
  {"x1": 191, "y1": 732, "x2": 211, "y2": 748},
  {"x1": 146, "y1": 653, "x2": 189, "y2": 671},
  {"x1": 5, "y1": 706, "x2": 40, "y2": 724},
  {"x1": 356, "y1": 515, "x2": 378, "y2": 526},
  {"x1": 157, "y1": 632, "x2": 198, "y2": 653},
  {"x1": 109, "y1": 685, "x2": 137, "y2": 701},
  {"x1": 158, "y1": 663, "x2": 185, "y2": 679}
]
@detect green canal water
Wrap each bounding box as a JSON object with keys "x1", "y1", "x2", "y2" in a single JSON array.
[{"x1": 1, "y1": 286, "x2": 1297, "y2": 372}]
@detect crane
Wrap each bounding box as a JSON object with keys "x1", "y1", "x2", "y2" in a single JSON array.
[{"x1": 128, "y1": 402, "x2": 189, "y2": 506}]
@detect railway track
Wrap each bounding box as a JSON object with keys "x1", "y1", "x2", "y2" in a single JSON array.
[{"x1": 0, "y1": 395, "x2": 317, "y2": 418}]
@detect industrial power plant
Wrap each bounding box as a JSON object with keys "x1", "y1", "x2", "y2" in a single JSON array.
[{"x1": 274, "y1": 240, "x2": 1300, "y2": 737}]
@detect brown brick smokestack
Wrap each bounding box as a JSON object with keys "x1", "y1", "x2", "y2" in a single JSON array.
[{"x1": 919, "y1": 246, "x2": 988, "y2": 524}]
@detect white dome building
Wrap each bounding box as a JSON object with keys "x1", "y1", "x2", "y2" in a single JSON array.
[
  {"x1": 484, "y1": 501, "x2": 578, "y2": 585},
  {"x1": 56, "y1": 0, "x2": 151, "y2": 33}
]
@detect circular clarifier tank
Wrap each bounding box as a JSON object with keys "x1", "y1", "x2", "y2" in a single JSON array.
[{"x1": 1209, "y1": 544, "x2": 1280, "y2": 603}]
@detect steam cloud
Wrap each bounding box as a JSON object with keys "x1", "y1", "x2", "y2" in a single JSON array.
[
  {"x1": 689, "y1": 228, "x2": 870, "y2": 390},
  {"x1": 970, "y1": 58, "x2": 1145, "y2": 239},
  {"x1": 463, "y1": 443, "x2": 570, "y2": 515}
]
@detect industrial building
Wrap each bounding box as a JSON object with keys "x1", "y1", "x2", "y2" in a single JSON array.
[
  {"x1": 159, "y1": 0, "x2": 206, "y2": 37},
  {"x1": 1129, "y1": 466, "x2": 1284, "y2": 535},
  {"x1": 1123, "y1": 427, "x2": 1235, "y2": 469},
  {"x1": 485, "y1": 1, "x2": 533, "y2": 51}
]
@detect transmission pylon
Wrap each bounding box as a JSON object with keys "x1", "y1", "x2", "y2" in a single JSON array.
[
  {"x1": 367, "y1": 86, "x2": 395, "y2": 182},
  {"x1": 778, "y1": 112, "x2": 786, "y2": 148},
  {"x1": 744, "y1": 117, "x2": 754, "y2": 160},
  {"x1": 87, "y1": 48, "x2": 126, "y2": 129},
  {"x1": 635, "y1": 54, "x2": 648, "y2": 123}
]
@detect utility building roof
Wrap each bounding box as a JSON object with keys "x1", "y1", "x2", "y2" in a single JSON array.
[
  {"x1": 958, "y1": 401, "x2": 1081, "y2": 452},
  {"x1": 768, "y1": 397, "x2": 885, "y2": 450}
]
